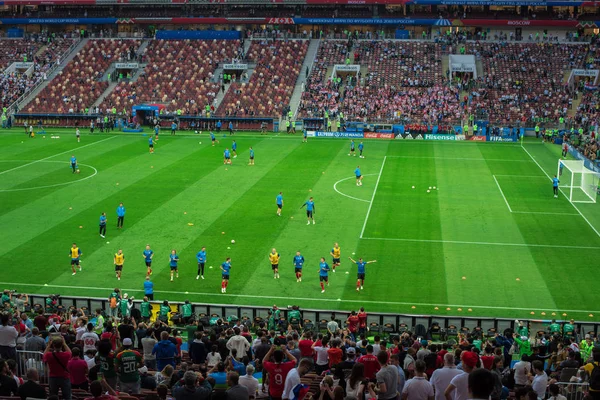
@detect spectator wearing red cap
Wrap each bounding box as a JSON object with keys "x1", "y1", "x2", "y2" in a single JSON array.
[{"x1": 444, "y1": 351, "x2": 478, "y2": 400}]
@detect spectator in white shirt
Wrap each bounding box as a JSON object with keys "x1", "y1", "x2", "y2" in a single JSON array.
[
  {"x1": 431, "y1": 353, "x2": 462, "y2": 400},
  {"x1": 239, "y1": 364, "x2": 259, "y2": 399},
  {"x1": 402, "y1": 360, "x2": 434, "y2": 400},
  {"x1": 530, "y1": 360, "x2": 548, "y2": 399},
  {"x1": 513, "y1": 355, "x2": 531, "y2": 387},
  {"x1": 445, "y1": 351, "x2": 478, "y2": 400},
  {"x1": 282, "y1": 358, "x2": 313, "y2": 400},
  {"x1": 226, "y1": 327, "x2": 250, "y2": 360},
  {"x1": 0, "y1": 314, "x2": 18, "y2": 361}
]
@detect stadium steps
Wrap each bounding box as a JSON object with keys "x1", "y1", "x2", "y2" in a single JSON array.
[
  {"x1": 441, "y1": 55, "x2": 449, "y2": 77},
  {"x1": 15, "y1": 38, "x2": 88, "y2": 112},
  {"x1": 289, "y1": 39, "x2": 320, "y2": 120},
  {"x1": 476, "y1": 59, "x2": 484, "y2": 78},
  {"x1": 91, "y1": 80, "x2": 119, "y2": 109},
  {"x1": 243, "y1": 39, "x2": 252, "y2": 56},
  {"x1": 568, "y1": 95, "x2": 582, "y2": 117}
]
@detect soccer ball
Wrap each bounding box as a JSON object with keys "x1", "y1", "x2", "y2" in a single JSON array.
[
  {"x1": 195, "y1": 130, "x2": 199, "y2": 134},
  {"x1": 76, "y1": 169, "x2": 80, "y2": 174},
  {"x1": 231, "y1": 240, "x2": 235, "y2": 244}
]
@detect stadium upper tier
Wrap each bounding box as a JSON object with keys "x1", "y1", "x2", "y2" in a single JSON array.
[{"x1": 13, "y1": 38, "x2": 598, "y2": 125}]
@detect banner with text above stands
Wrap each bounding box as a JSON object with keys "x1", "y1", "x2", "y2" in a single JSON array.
[{"x1": 306, "y1": 131, "x2": 364, "y2": 138}]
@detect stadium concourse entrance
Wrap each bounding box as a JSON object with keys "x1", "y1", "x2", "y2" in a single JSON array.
[
  {"x1": 132, "y1": 104, "x2": 164, "y2": 126},
  {"x1": 331, "y1": 64, "x2": 360, "y2": 85}
]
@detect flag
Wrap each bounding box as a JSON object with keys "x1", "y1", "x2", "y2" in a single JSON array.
[
  {"x1": 584, "y1": 83, "x2": 598, "y2": 91},
  {"x1": 291, "y1": 384, "x2": 310, "y2": 400}
]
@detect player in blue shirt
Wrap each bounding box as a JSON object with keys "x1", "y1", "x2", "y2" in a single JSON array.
[
  {"x1": 553, "y1": 175, "x2": 560, "y2": 198},
  {"x1": 348, "y1": 140, "x2": 356, "y2": 157},
  {"x1": 358, "y1": 141, "x2": 364, "y2": 158},
  {"x1": 210, "y1": 131, "x2": 219, "y2": 146},
  {"x1": 318, "y1": 258, "x2": 330, "y2": 293},
  {"x1": 276, "y1": 192, "x2": 284, "y2": 216},
  {"x1": 116, "y1": 203, "x2": 125, "y2": 229},
  {"x1": 228, "y1": 121, "x2": 234, "y2": 135},
  {"x1": 154, "y1": 124, "x2": 159, "y2": 141},
  {"x1": 143, "y1": 245, "x2": 154, "y2": 277},
  {"x1": 216, "y1": 120, "x2": 222, "y2": 133},
  {"x1": 348, "y1": 257, "x2": 377, "y2": 291},
  {"x1": 303, "y1": 129, "x2": 307, "y2": 143},
  {"x1": 171, "y1": 121, "x2": 177, "y2": 136},
  {"x1": 224, "y1": 148, "x2": 231, "y2": 165},
  {"x1": 220, "y1": 257, "x2": 232, "y2": 293},
  {"x1": 355, "y1": 165, "x2": 363, "y2": 186},
  {"x1": 300, "y1": 197, "x2": 315, "y2": 225},
  {"x1": 559, "y1": 158, "x2": 564, "y2": 176},
  {"x1": 148, "y1": 136, "x2": 154, "y2": 153},
  {"x1": 293, "y1": 251, "x2": 305, "y2": 282},
  {"x1": 99, "y1": 212, "x2": 107, "y2": 238},
  {"x1": 196, "y1": 247, "x2": 207, "y2": 280},
  {"x1": 70, "y1": 155, "x2": 77, "y2": 173},
  {"x1": 232, "y1": 140, "x2": 238, "y2": 158},
  {"x1": 169, "y1": 250, "x2": 179, "y2": 281},
  {"x1": 248, "y1": 147, "x2": 255, "y2": 166}
]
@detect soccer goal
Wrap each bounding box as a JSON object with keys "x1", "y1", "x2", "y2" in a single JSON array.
[{"x1": 558, "y1": 159, "x2": 600, "y2": 203}]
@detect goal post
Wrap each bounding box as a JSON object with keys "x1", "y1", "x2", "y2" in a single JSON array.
[{"x1": 558, "y1": 159, "x2": 600, "y2": 203}]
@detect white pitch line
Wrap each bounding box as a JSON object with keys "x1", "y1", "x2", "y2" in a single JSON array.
[
  {"x1": 0, "y1": 136, "x2": 116, "y2": 176},
  {"x1": 520, "y1": 144, "x2": 600, "y2": 239},
  {"x1": 0, "y1": 161, "x2": 98, "y2": 192},
  {"x1": 386, "y1": 155, "x2": 533, "y2": 162},
  {"x1": 332, "y1": 174, "x2": 377, "y2": 203},
  {"x1": 360, "y1": 236, "x2": 600, "y2": 250},
  {"x1": 2, "y1": 281, "x2": 599, "y2": 314},
  {"x1": 511, "y1": 211, "x2": 580, "y2": 216},
  {"x1": 359, "y1": 156, "x2": 386, "y2": 238},
  {"x1": 494, "y1": 175, "x2": 547, "y2": 178},
  {"x1": 493, "y1": 175, "x2": 512, "y2": 212}
]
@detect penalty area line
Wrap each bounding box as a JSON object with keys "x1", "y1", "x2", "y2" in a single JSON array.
[
  {"x1": 2, "y1": 281, "x2": 600, "y2": 314},
  {"x1": 360, "y1": 236, "x2": 600, "y2": 250}
]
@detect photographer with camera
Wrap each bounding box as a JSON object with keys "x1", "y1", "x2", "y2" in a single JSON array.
[{"x1": 43, "y1": 336, "x2": 72, "y2": 400}]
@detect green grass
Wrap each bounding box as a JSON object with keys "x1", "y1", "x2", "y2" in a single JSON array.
[{"x1": 1, "y1": 127, "x2": 599, "y2": 321}]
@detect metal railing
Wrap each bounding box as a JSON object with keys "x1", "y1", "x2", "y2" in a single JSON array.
[
  {"x1": 16, "y1": 350, "x2": 48, "y2": 384},
  {"x1": 19, "y1": 294, "x2": 600, "y2": 339}
]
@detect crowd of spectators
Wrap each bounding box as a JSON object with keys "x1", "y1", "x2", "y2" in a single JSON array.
[{"x1": 0, "y1": 290, "x2": 599, "y2": 400}]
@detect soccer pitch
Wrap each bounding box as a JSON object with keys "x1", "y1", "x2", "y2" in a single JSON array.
[{"x1": 1, "y1": 129, "x2": 599, "y2": 321}]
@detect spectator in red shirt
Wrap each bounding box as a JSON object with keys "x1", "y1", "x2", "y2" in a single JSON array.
[
  {"x1": 43, "y1": 336, "x2": 72, "y2": 400},
  {"x1": 298, "y1": 332, "x2": 314, "y2": 358},
  {"x1": 357, "y1": 307, "x2": 367, "y2": 336},
  {"x1": 327, "y1": 338, "x2": 344, "y2": 368},
  {"x1": 480, "y1": 346, "x2": 495, "y2": 370},
  {"x1": 33, "y1": 310, "x2": 47, "y2": 333},
  {"x1": 357, "y1": 345, "x2": 380, "y2": 380},
  {"x1": 68, "y1": 347, "x2": 89, "y2": 391},
  {"x1": 262, "y1": 343, "x2": 297, "y2": 400},
  {"x1": 347, "y1": 311, "x2": 359, "y2": 342}
]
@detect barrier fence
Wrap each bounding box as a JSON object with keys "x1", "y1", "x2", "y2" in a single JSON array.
[
  {"x1": 22, "y1": 294, "x2": 600, "y2": 340},
  {"x1": 16, "y1": 350, "x2": 47, "y2": 384}
]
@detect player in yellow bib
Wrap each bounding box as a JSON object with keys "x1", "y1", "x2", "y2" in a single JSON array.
[
  {"x1": 69, "y1": 243, "x2": 82, "y2": 276},
  {"x1": 114, "y1": 249, "x2": 125, "y2": 281},
  {"x1": 269, "y1": 248, "x2": 281, "y2": 279},
  {"x1": 330, "y1": 243, "x2": 341, "y2": 272}
]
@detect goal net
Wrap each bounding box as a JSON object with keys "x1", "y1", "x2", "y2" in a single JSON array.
[{"x1": 558, "y1": 159, "x2": 600, "y2": 203}]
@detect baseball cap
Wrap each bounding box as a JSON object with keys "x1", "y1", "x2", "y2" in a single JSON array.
[
  {"x1": 347, "y1": 347, "x2": 356, "y2": 355},
  {"x1": 123, "y1": 338, "x2": 133, "y2": 346},
  {"x1": 461, "y1": 351, "x2": 478, "y2": 368}
]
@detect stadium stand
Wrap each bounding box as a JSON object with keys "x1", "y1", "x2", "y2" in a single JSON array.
[
  {"x1": 24, "y1": 39, "x2": 140, "y2": 114},
  {"x1": 100, "y1": 39, "x2": 240, "y2": 115},
  {"x1": 217, "y1": 40, "x2": 308, "y2": 117},
  {"x1": 1, "y1": 292, "x2": 599, "y2": 400},
  {"x1": 1, "y1": 38, "x2": 75, "y2": 109}
]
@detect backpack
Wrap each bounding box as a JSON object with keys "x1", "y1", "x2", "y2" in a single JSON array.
[
  {"x1": 109, "y1": 296, "x2": 117, "y2": 309},
  {"x1": 590, "y1": 363, "x2": 600, "y2": 391}
]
